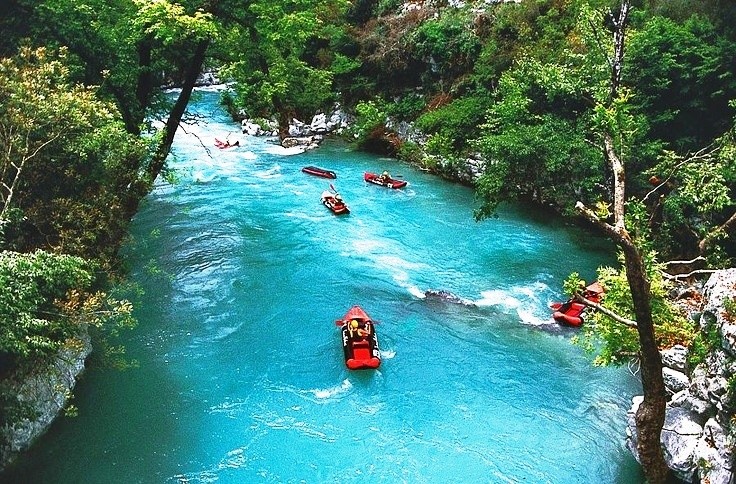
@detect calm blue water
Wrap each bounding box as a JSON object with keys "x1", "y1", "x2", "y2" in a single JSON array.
[{"x1": 4, "y1": 88, "x2": 643, "y2": 483}]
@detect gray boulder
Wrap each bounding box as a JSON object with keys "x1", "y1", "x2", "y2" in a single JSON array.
[{"x1": 661, "y1": 344, "x2": 689, "y2": 372}]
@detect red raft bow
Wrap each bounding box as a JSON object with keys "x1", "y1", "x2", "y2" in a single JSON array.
[{"x1": 336, "y1": 305, "x2": 381, "y2": 369}]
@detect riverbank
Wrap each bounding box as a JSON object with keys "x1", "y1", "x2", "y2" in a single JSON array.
[
  {"x1": 0, "y1": 329, "x2": 91, "y2": 471},
  {"x1": 627, "y1": 270, "x2": 736, "y2": 483},
  {"x1": 0, "y1": 92, "x2": 643, "y2": 481},
  {"x1": 2, "y1": 85, "x2": 731, "y2": 481}
]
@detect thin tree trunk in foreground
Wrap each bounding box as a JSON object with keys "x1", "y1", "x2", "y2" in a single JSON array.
[{"x1": 577, "y1": 2, "x2": 669, "y2": 482}]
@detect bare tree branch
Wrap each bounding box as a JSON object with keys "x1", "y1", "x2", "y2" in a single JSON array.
[
  {"x1": 661, "y1": 269, "x2": 717, "y2": 281},
  {"x1": 642, "y1": 145, "x2": 717, "y2": 203},
  {"x1": 1, "y1": 131, "x2": 64, "y2": 219},
  {"x1": 662, "y1": 256, "x2": 706, "y2": 267},
  {"x1": 699, "y1": 210, "x2": 736, "y2": 254},
  {"x1": 573, "y1": 293, "x2": 638, "y2": 328}
]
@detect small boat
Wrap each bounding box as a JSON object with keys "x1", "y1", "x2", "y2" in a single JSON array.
[
  {"x1": 321, "y1": 190, "x2": 350, "y2": 215},
  {"x1": 550, "y1": 301, "x2": 587, "y2": 327},
  {"x1": 364, "y1": 172, "x2": 407, "y2": 189},
  {"x1": 550, "y1": 281, "x2": 605, "y2": 327},
  {"x1": 302, "y1": 165, "x2": 337, "y2": 179},
  {"x1": 336, "y1": 305, "x2": 381, "y2": 370},
  {"x1": 215, "y1": 138, "x2": 239, "y2": 149}
]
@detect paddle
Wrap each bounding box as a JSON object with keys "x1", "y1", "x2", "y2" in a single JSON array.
[
  {"x1": 334, "y1": 318, "x2": 378, "y2": 326},
  {"x1": 328, "y1": 183, "x2": 345, "y2": 206}
]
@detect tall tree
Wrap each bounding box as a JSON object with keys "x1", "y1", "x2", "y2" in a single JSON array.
[
  {"x1": 573, "y1": 2, "x2": 669, "y2": 482},
  {"x1": 27, "y1": 0, "x2": 218, "y2": 213},
  {"x1": 475, "y1": 2, "x2": 671, "y2": 481}
]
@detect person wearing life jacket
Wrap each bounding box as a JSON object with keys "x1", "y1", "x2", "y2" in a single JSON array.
[{"x1": 350, "y1": 319, "x2": 369, "y2": 338}]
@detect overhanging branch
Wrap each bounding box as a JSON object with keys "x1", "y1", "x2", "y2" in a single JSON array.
[{"x1": 574, "y1": 293, "x2": 638, "y2": 328}]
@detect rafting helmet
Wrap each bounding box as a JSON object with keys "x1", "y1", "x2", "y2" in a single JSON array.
[
  {"x1": 335, "y1": 194, "x2": 342, "y2": 200},
  {"x1": 351, "y1": 320, "x2": 359, "y2": 329},
  {"x1": 382, "y1": 171, "x2": 389, "y2": 176}
]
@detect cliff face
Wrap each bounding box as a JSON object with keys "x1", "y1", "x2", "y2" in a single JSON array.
[
  {"x1": 0, "y1": 330, "x2": 91, "y2": 472},
  {"x1": 627, "y1": 269, "x2": 736, "y2": 483}
]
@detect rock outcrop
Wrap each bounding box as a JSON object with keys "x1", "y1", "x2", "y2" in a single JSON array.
[
  {"x1": 241, "y1": 103, "x2": 352, "y2": 153},
  {"x1": 626, "y1": 269, "x2": 736, "y2": 483},
  {"x1": 0, "y1": 332, "x2": 92, "y2": 472}
]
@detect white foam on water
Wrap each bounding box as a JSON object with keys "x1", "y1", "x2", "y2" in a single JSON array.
[
  {"x1": 474, "y1": 279, "x2": 562, "y2": 326},
  {"x1": 264, "y1": 144, "x2": 306, "y2": 156},
  {"x1": 240, "y1": 150, "x2": 258, "y2": 160},
  {"x1": 379, "y1": 349, "x2": 396, "y2": 359},
  {"x1": 407, "y1": 285, "x2": 426, "y2": 299},
  {"x1": 252, "y1": 165, "x2": 282, "y2": 180},
  {"x1": 516, "y1": 306, "x2": 551, "y2": 326},
  {"x1": 311, "y1": 379, "x2": 353, "y2": 400},
  {"x1": 284, "y1": 211, "x2": 323, "y2": 222},
  {"x1": 474, "y1": 289, "x2": 520, "y2": 308},
  {"x1": 351, "y1": 238, "x2": 386, "y2": 254},
  {"x1": 193, "y1": 170, "x2": 217, "y2": 183}
]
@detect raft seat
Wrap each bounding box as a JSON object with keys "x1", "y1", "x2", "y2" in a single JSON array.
[{"x1": 353, "y1": 346, "x2": 372, "y2": 360}]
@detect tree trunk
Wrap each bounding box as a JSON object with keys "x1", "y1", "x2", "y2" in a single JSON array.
[
  {"x1": 581, "y1": 3, "x2": 670, "y2": 481},
  {"x1": 129, "y1": 37, "x2": 155, "y2": 136},
  {"x1": 123, "y1": 39, "x2": 209, "y2": 219},
  {"x1": 621, "y1": 239, "x2": 669, "y2": 484},
  {"x1": 146, "y1": 39, "x2": 209, "y2": 183}
]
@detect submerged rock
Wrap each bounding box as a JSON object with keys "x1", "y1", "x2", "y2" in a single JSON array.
[{"x1": 424, "y1": 289, "x2": 475, "y2": 306}]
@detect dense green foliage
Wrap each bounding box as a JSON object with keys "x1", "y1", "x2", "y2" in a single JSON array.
[
  {"x1": 0, "y1": 46, "x2": 147, "y2": 259},
  {"x1": 340, "y1": 0, "x2": 736, "y2": 264},
  {"x1": 0, "y1": 250, "x2": 132, "y2": 362},
  {"x1": 217, "y1": 0, "x2": 351, "y2": 133},
  {"x1": 569, "y1": 258, "x2": 695, "y2": 366},
  {"x1": 0, "y1": 251, "x2": 93, "y2": 360}
]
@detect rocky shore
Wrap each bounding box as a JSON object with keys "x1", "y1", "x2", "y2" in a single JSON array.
[
  {"x1": 239, "y1": 105, "x2": 353, "y2": 153},
  {"x1": 627, "y1": 269, "x2": 736, "y2": 483},
  {"x1": 0, "y1": 330, "x2": 92, "y2": 472}
]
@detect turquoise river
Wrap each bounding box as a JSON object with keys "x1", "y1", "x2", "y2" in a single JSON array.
[{"x1": 4, "y1": 88, "x2": 644, "y2": 483}]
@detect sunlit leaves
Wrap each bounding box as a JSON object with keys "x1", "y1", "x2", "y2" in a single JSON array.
[
  {"x1": 350, "y1": 100, "x2": 387, "y2": 142},
  {"x1": 0, "y1": 250, "x2": 91, "y2": 358},
  {"x1": 133, "y1": 0, "x2": 217, "y2": 44},
  {"x1": 652, "y1": 149, "x2": 731, "y2": 215},
  {"x1": 0, "y1": 47, "x2": 114, "y2": 218},
  {"x1": 0, "y1": 249, "x2": 136, "y2": 379},
  {"x1": 573, "y1": 258, "x2": 695, "y2": 366},
  {"x1": 0, "y1": 46, "x2": 145, "y2": 258}
]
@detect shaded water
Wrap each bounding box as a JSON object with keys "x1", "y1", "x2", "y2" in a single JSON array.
[{"x1": 4, "y1": 88, "x2": 643, "y2": 483}]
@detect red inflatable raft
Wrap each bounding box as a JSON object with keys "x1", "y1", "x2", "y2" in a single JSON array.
[
  {"x1": 214, "y1": 138, "x2": 239, "y2": 149},
  {"x1": 364, "y1": 172, "x2": 407, "y2": 189},
  {"x1": 302, "y1": 165, "x2": 337, "y2": 179},
  {"x1": 321, "y1": 191, "x2": 350, "y2": 215},
  {"x1": 550, "y1": 281, "x2": 605, "y2": 327},
  {"x1": 336, "y1": 305, "x2": 381, "y2": 370}
]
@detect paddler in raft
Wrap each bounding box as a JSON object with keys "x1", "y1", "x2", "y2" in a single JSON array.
[
  {"x1": 215, "y1": 138, "x2": 240, "y2": 148},
  {"x1": 349, "y1": 319, "x2": 370, "y2": 339}
]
